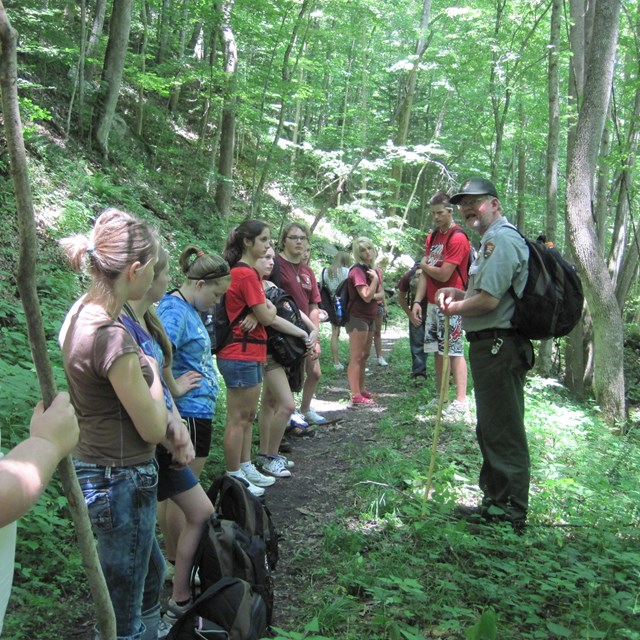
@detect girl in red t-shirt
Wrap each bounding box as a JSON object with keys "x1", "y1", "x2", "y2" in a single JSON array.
[
  {"x1": 346, "y1": 237, "x2": 384, "y2": 406},
  {"x1": 218, "y1": 220, "x2": 278, "y2": 497}
]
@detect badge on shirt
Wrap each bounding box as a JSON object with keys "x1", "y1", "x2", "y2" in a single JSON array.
[{"x1": 484, "y1": 242, "x2": 495, "y2": 259}]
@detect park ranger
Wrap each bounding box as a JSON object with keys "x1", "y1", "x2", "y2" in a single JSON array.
[{"x1": 437, "y1": 177, "x2": 533, "y2": 531}]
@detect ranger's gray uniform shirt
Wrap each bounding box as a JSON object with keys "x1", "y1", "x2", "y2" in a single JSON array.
[{"x1": 463, "y1": 216, "x2": 529, "y2": 332}]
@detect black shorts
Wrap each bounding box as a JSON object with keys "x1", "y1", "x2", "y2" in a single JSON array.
[{"x1": 183, "y1": 416, "x2": 213, "y2": 458}]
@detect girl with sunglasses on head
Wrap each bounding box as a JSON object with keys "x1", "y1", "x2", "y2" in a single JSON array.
[{"x1": 59, "y1": 208, "x2": 180, "y2": 639}]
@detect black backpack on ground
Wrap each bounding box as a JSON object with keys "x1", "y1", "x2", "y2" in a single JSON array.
[
  {"x1": 192, "y1": 513, "x2": 274, "y2": 626},
  {"x1": 166, "y1": 577, "x2": 267, "y2": 640},
  {"x1": 207, "y1": 475, "x2": 279, "y2": 571},
  {"x1": 263, "y1": 285, "x2": 307, "y2": 368},
  {"x1": 333, "y1": 264, "x2": 369, "y2": 327},
  {"x1": 507, "y1": 227, "x2": 584, "y2": 340}
]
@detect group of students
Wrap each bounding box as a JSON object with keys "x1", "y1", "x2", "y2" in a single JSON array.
[
  {"x1": 1, "y1": 209, "x2": 398, "y2": 640},
  {"x1": 1, "y1": 176, "x2": 536, "y2": 638}
]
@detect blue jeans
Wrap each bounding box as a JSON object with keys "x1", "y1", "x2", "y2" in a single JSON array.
[
  {"x1": 409, "y1": 319, "x2": 427, "y2": 376},
  {"x1": 75, "y1": 460, "x2": 165, "y2": 640}
]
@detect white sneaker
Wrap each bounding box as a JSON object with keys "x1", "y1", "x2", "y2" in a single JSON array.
[
  {"x1": 226, "y1": 471, "x2": 265, "y2": 497},
  {"x1": 377, "y1": 356, "x2": 389, "y2": 366},
  {"x1": 441, "y1": 400, "x2": 473, "y2": 425},
  {"x1": 334, "y1": 363, "x2": 345, "y2": 371},
  {"x1": 289, "y1": 411, "x2": 309, "y2": 428},
  {"x1": 258, "y1": 455, "x2": 292, "y2": 478},
  {"x1": 241, "y1": 462, "x2": 276, "y2": 487}
]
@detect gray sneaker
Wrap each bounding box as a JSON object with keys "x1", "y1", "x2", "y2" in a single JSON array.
[{"x1": 258, "y1": 455, "x2": 292, "y2": 478}]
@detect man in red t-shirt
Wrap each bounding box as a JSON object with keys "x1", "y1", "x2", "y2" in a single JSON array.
[
  {"x1": 411, "y1": 191, "x2": 471, "y2": 422},
  {"x1": 274, "y1": 222, "x2": 328, "y2": 426}
]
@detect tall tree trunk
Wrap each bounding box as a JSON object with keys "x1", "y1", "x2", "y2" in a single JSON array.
[
  {"x1": 85, "y1": 0, "x2": 107, "y2": 83},
  {"x1": 0, "y1": 5, "x2": 116, "y2": 637},
  {"x1": 594, "y1": 115, "x2": 611, "y2": 250},
  {"x1": 215, "y1": 0, "x2": 237, "y2": 217},
  {"x1": 539, "y1": 0, "x2": 562, "y2": 375},
  {"x1": 93, "y1": 0, "x2": 134, "y2": 159},
  {"x1": 389, "y1": 0, "x2": 432, "y2": 216},
  {"x1": 169, "y1": 0, "x2": 190, "y2": 113},
  {"x1": 137, "y1": 1, "x2": 148, "y2": 136},
  {"x1": 566, "y1": 0, "x2": 624, "y2": 425},
  {"x1": 515, "y1": 103, "x2": 526, "y2": 231},
  {"x1": 66, "y1": 0, "x2": 88, "y2": 137},
  {"x1": 564, "y1": 0, "x2": 587, "y2": 396},
  {"x1": 156, "y1": 0, "x2": 172, "y2": 64}
]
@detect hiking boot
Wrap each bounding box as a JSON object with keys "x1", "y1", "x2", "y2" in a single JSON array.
[
  {"x1": 304, "y1": 409, "x2": 329, "y2": 425},
  {"x1": 242, "y1": 462, "x2": 277, "y2": 487},
  {"x1": 226, "y1": 471, "x2": 265, "y2": 497},
  {"x1": 162, "y1": 598, "x2": 192, "y2": 625},
  {"x1": 258, "y1": 454, "x2": 292, "y2": 478}
]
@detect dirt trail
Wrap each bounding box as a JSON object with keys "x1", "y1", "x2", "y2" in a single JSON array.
[{"x1": 264, "y1": 328, "x2": 409, "y2": 627}]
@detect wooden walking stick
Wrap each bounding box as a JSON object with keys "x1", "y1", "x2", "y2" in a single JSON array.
[
  {"x1": 0, "y1": 5, "x2": 116, "y2": 638},
  {"x1": 424, "y1": 315, "x2": 450, "y2": 499}
]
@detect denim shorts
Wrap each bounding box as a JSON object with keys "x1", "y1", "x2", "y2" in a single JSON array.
[
  {"x1": 217, "y1": 358, "x2": 264, "y2": 389},
  {"x1": 156, "y1": 445, "x2": 199, "y2": 502}
]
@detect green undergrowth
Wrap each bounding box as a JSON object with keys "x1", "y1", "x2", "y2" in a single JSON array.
[{"x1": 272, "y1": 328, "x2": 640, "y2": 640}]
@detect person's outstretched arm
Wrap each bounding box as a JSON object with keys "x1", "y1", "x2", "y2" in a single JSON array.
[{"x1": 0, "y1": 392, "x2": 79, "y2": 528}]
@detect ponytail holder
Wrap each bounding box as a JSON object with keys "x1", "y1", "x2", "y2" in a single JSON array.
[
  {"x1": 196, "y1": 250, "x2": 205, "y2": 258},
  {"x1": 86, "y1": 244, "x2": 95, "y2": 255}
]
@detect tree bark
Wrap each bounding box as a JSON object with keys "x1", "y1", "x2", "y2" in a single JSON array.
[
  {"x1": 93, "y1": 0, "x2": 135, "y2": 159},
  {"x1": 85, "y1": 0, "x2": 107, "y2": 83},
  {"x1": 0, "y1": 4, "x2": 116, "y2": 637},
  {"x1": 215, "y1": 0, "x2": 237, "y2": 217},
  {"x1": 539, "y1": 0, "x2": 562, "y2": 376},
  {"x1": 566, "y1": 0, "x2": 625, "y2": 425},
  {"x1": 564, "y1": 0, "x2": 587, "y2": 396},
  {"x1": 389, "y1": 0, "x2": 432, "y2": 216}
]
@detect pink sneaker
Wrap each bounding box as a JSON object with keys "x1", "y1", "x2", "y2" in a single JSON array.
[
  {"x1": 351, "y1": 393, "x2": 375, "y2": 406},
  {"x1": 360, "y1": 390, "x2": 379, "y2": 399}
]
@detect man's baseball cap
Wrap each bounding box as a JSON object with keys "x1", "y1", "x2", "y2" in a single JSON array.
[{"x1": 450, "y1": 177, "x2": 499, "y2": 205}]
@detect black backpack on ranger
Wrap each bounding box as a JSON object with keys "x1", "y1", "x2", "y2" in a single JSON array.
[{"x1": 507, "y1": 227, "x2": 584, "y2": 340}]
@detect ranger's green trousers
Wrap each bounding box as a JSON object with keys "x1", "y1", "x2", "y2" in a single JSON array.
[{"x1": 469, "y1": 334, "x2": 534, "y2": 523}]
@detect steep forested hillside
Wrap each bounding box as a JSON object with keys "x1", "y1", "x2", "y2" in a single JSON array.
[{"x1": 1, "y1": 1, "x2": 640, "y2": 638}]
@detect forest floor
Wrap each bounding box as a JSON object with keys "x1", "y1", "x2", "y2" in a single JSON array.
[{"x1": 258, "y1": 327, "x2": 407, "y2": 632}]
